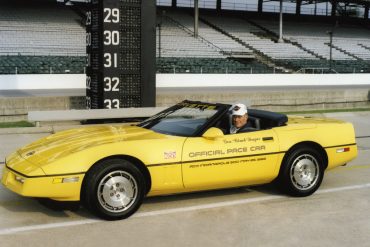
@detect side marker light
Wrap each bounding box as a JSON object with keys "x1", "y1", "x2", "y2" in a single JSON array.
[
  {"x1": 53, "y1": 177, "x2": 80, "y2": 184},
  {"x1": 336, "y1": 147, "x2": 350, "y2": 153},
  {"x1": 62, "y1": 177, "x2": 80, "y2": 183}
]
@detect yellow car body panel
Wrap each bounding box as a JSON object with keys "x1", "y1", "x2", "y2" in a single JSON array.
[
  {"x1": 3, "y1": 125, "x2": 188, "y2": 200},
  {"x1": 276, "y1": 116, "x2": 357, "y2": 169},
  {"x1": 1, "y1": 106, "x2": 357, "y2": 202},
  {"x1": 181, "y1": 129, "x2": 280, "y2": 190}
]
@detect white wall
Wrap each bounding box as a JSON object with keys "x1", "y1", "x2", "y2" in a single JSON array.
[
  {"x1": 156, "y1": 74, "x2": 370, "y2": 87},
  {"x1": 0, "y1": 73, "x2": 370, "y2": 90},
  {"x1": 0, "y1": 74, "x2": 86, "y2": 90}
]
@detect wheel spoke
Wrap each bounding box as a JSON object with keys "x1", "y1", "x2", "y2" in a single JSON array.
[
  {"x1": 290, "y1": 154, "x2": 319, "y2": 191},
  {"x1": 97, "y1": 170, "x2": 138, "y2": 213}
]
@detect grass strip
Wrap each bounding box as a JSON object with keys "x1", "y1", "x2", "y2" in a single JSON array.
[
  {"x1": 281, "y1": 108, "x2": 370, "y2": 115},
  {"x1": 0, "y1": 121, "x2": 35, "y2": 128}
]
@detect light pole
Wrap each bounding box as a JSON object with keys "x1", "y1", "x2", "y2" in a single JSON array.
[
  {"x1": 327, "y1": 31, "x2": 333, "y2": 72},
  {"x1": 278, "y1": 0, "x2": 283, "y2": 42},
  {"x1": 158, "y1": 23, "x2": 161, "y2": 58},
  {"x1": 157, "y1": 11, "x2": 164, "y2": 58},
  {"x1": 194, "y1": 0, "x2": 199, "y2": 38}
]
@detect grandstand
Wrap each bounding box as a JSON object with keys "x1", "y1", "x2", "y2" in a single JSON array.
[
  {"x1": 0, "y1": 0, "x2": 369, "y2": 120},
  {"x1": 0, "y1": 0, "x2": 369, "y2": 74},
  {"x1": 157, "y1": 9, "x2": 370, "y2": 73},
  {"x1": 0, "y1": 1, "x2": 85, "y2": 74},
  {"x1": 156, "y1": 10, "x2": 274, "y2": 73}
]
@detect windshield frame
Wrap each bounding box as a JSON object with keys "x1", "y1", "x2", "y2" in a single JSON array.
[{"x1": 137, "y1": 100, "x2": 230, "y2": 137}]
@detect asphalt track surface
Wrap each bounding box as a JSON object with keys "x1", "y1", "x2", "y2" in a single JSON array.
[{"x1": 0, "y1": 112, "x2": 369, "y2": 246}]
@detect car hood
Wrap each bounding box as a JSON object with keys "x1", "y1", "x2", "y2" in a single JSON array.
[{"x1": 15, "y1": 125, "x2": 164, "y2": 166}]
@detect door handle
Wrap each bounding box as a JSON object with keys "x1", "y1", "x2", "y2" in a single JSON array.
[{"x1": 263, "y1": 137, "x2": 274, "y2": 141}]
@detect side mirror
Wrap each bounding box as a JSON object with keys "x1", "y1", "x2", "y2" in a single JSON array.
[{"x1": 202, "y1": 127, "x2": 224, "y2": 140}]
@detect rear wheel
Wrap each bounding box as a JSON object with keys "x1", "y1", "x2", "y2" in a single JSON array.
[
  {"x1": 82, "y1": 159, "x2": 146, "y2": 220},
  {"x1": 278, "y1": 146, "x2": 324, "y2": 197}
]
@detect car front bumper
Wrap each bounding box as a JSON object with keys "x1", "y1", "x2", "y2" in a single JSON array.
[{"x1": 1, "y1": 164, "x2": 84, "y2": 201}]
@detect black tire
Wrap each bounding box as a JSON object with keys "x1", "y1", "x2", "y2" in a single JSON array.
[
  {"x1": 277, "y1": 146, "x2": 324, "y2": 197},
  {"x1": 82, "y1": 159, "x2": 146, "y2": 220}
]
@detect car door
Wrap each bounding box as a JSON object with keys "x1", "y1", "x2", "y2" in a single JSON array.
[{"x1": 181, "y1": 129, "x2": 280, "y2": 190}]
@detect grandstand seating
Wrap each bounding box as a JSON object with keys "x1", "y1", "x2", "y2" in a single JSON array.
[
  {"x1": 0, "y1": 56, "x2": 85, "y2": 74},
  {"x1": 163, "y1": 11, "x2": 254, "y2": 57},
  {"x1": 157, "y1": 13, "x2": 223, "y2": 58},
  {"x1": 257, "y1": 19, "x2": 370, "y2": 62},
  {"x1": 0, "y1": 4, "x2": 85, "y2": 56},
  {"x1": 156, "y1": 11, "x2": 272, "y2": 73},
  {"x1": 250, "y1": 18, "x2": 370, "y2": 72},
  {"x1": 0, "y1": 4, "x2": 369, "y2": 74},
  {"x1": 0, "y1": 3, "x2": 85, "y2": 74},
  {"x1": 156, "y1": 57, "x2": 274, "y2": 74},
  {"x1": 202, "y1": 14, "x2": 318, "y2": 61}
]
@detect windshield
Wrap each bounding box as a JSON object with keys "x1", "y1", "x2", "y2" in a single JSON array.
[{"x1": 138, "y1": 102, "x2": 223, "y2": 137}]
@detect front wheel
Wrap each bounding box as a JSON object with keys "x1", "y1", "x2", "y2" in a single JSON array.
[
  {"x1": 82, "y1": 159, "x2": 146, "y2": 220},
  {"x1": 277, "y1": 146, "x2": 324, "y2": 197}
]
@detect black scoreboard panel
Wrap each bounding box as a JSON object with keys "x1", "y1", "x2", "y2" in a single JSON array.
[{"x1": 86, "y1": 0, "x2": 156, "y2": 109}]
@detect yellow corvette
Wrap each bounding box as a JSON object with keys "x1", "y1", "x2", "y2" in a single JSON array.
[{"x1": 2, "y1": 100, "x2": 357, "y2": 220}]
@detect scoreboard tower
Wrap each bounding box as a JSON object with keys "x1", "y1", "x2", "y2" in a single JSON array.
[{"x1": 86, "y1": 0, "x2": 156, "y2": 109}]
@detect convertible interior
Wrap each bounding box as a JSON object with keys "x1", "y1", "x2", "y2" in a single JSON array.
[{"x1": 215, "y1": 109, "x2": 288, "y2": 134}]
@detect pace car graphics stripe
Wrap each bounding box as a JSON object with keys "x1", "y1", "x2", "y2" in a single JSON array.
[
  {"x1": 146, "y1": 151, "x2": 286, "y2": 168},
  {"x1": 323, "y1": 143, "x2": 357, "y2": 149},
  {"x1": 5, "y1": 165, "x2": 85, "y2": 179},
  {"x1": 6, "y1": 143, "x2": 355, "y2": 177}
]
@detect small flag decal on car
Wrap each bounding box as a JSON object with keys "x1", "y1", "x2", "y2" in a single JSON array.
[{"x1": 164, "y1": 151, "x2": 176, "y2": 159}]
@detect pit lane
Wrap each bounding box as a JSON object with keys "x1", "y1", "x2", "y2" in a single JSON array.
[{"x1": 0, "y1": 162, "x2": 370, "y2": 246}]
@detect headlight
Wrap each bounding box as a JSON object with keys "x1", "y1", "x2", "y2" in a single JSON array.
[{"x1": 15, "y1": 176, "x2": 25, "y2": 184}]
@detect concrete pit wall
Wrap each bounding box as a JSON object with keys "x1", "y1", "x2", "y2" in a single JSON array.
[
  {"x1": 156, "y1": 86, "x2": 370, "y2": 111},
  {"x1": 1, "y1": 87, "x2": 369, "y2": 122},
  {"x1": 0, "y1": 74, "x2": 369, "y2": 122}
]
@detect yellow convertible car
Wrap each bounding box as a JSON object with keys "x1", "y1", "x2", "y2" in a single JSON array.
[{"x1": 2, "y1": 100, "x2": 357, "y2": 220}]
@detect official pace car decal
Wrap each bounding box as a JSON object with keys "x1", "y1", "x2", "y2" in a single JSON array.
[
  {"x1": 188, "y1": 146, "x2": 266, "y2": 158},
  {"x1": 147, "y1": 148, "x2": 284, "y2": 168},
  {"x1": 188, "y1": 156, "x2": 268, "y2": 169},
  {"x1": 148, "y1": 135, "x2": 279, "y2": 168}
]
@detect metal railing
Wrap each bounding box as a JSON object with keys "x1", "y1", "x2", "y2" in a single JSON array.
[
  {"x1": 0, "y1": 51, "x2": 85, "y2": 56},
  {"x1": 0, "y1": 67, "x2": 86, "y2": 74},
  {"x1": 295, "y1": 67, "x2": 338, "y2": 74},
  {"x1": 156, "y1": 65, "x2": 287, "y2": 74},
  {"x1": 157, "y1": 0, "x2": 332, "y2": 16},
  {"x1": 157, "y1": 0, "x2": 365, "y2": 18}
]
